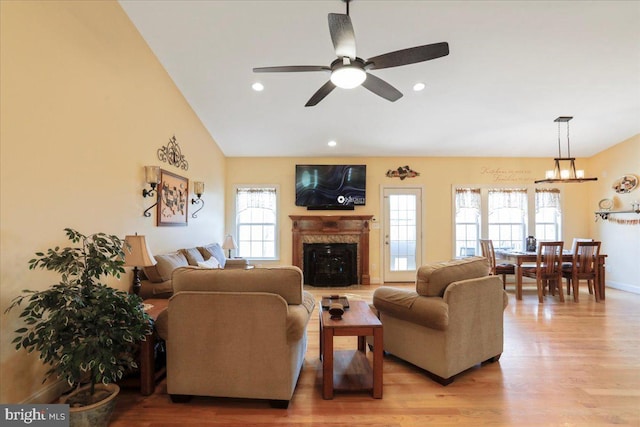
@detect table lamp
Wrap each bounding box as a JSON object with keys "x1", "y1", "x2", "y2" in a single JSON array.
[
  {"x1": 123, "y1": 234, "x2": 156, "y2": 295},
  {"x1": 222, "y1": 234, "x2": 237, "y2": 258}
]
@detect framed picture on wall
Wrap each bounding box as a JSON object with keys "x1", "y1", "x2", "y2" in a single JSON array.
[{"x1": 157, "y1": 169, "x2": 188, "y2": 226}]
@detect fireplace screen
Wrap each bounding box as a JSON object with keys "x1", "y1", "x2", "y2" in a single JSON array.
[{"x1": 303, "y1": 243, "x2": 357, "y2": 286}]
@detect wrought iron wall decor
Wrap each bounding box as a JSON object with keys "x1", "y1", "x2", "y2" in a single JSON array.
[{"x1": 158, "y1": 135, "x2": 189, "y2": 171}]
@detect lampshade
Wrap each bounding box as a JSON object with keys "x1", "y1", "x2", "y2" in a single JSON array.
[
  {"x1": 222, "y1": 234, "x2": 237, "y2": 251},
  {"x1": 123, "y1": 234, "x2": 156, "y2": 267},
  {"x1": 144, "y1": 166, "x2": 160, "y2": 184},
  {"x1": 193, "y1": 181, "x2": 205, "y2": 196}
]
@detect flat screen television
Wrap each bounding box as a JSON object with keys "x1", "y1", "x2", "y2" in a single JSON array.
[{"x1": 295, "y1": 164, "x2": 366, "y2": 210}]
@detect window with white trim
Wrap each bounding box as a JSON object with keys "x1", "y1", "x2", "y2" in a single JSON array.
[
  {"x1": 455, "y1": 188, "x2": 481, "y2": 257},
  {"x1": 453, "y1": 186, "x2": 562, "y2": 257},
  {"x1": 488, "y1": 188, "x2": 528, "y2": 251},
  {"x1": 535, "y1": 188, "x2": 562, "y2": 241},
  {"x1": 235, "y1": 186, "x2": 278, "y2": 259}
]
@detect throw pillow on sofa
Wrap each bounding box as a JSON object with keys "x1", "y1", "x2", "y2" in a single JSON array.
[
  {"x1": 197, "y1": 258, "x2": 220, "y2": 269},
  {"x1": 197, "y1": 243, "x2": 227, "y2": 268},
  {"x1": 143, "y1": 251, "x2": 189, "y2": 282},
  {"x1": 181, "y1": 247, "x2": 205, "y2": 266}
]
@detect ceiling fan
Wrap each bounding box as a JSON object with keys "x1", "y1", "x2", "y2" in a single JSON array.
[{"x1": 253, "y1": 0, "x2": 449, "y2": 107}]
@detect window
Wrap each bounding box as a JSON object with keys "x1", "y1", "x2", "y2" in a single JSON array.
[
  {"x1": 455, "y1": 189, "x2": 480, "y2": 257},
  {"x1": 453, "y1": 186, "x2": 562, "y2": 257},
  {"x1": 488, "y1": 189, "x2": 527, "y2": 251},
  {"x1": 235, "y1": 186, "x2": 278, "y2": 259},
  {"x1": 535, "y1": 188, "x2": 562, "y2": 241}
]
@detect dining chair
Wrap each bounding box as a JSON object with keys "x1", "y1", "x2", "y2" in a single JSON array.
[
  {"x1": 521, "y1": 241, "x2": 564, "y2": 303},
  {"x1": 562, "y1": 241, "x2": 601, "y2": 302},
  {"x1": 479, "y1": 239, "x2": 515, "y2": 289}
]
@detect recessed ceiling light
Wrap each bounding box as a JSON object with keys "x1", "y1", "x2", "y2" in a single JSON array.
[
  {"x1": 413, "y1": 82, "x2": 426, "y2": 91},
  {"x1": 252, "y1": 82, "x2": 264, "y2": 92},
  {"x1": 328, "y1": 140, "x2": 337, "y2": 147}
]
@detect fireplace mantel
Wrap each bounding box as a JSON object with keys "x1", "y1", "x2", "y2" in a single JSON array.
[{"x1": 290, "y1": 215, "x2": 373, "y2": 285}]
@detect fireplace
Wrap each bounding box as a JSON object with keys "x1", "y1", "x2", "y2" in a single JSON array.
[
  {"x1": 290, "y1": 215, "x2": 373, "y2": 285},
  {"x1": 303, "y1": 243, "x2": 357, "y2": 286}
]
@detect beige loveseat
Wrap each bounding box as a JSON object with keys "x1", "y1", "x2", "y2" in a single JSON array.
[
  {"x1": 138, "y1": 243, "x2": 248, "y2": 299},
  {"x1": 158, "y1": 265, "x2": 315, "y2": 407},
  {"x1": 370, "y1": 257, "x2": 508, "y2": 385}
]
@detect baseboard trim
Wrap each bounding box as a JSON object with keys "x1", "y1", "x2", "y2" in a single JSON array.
[
  {"x1": 607, "y1": 281, "x2": 640, "y2": 295},
  {"x1": 21, "y1": 379, "x2": 68, "y2": 404}
]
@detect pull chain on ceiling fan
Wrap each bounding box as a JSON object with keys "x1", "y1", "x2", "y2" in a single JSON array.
[{"x1": 253, "y1": 0, "x2": 450, "y2": 107}]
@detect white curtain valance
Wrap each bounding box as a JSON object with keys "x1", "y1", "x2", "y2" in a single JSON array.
[
  {"x1": 236, "y1": 187, "x2": 276, "y2": 211},
  {"x1": 455, "y1": 188, "x2": 481, "y2": 212},
  {"x1": 488, "y1": 188, "x2": 527, "y2": 211},
  {"x1": 535, "y1": 188, "x2": 561, "y2": 213}
]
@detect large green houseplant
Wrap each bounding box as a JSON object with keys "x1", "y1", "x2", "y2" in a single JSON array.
[{"x1": 6, "y1": 228, "x2": 151, "y2": 425}]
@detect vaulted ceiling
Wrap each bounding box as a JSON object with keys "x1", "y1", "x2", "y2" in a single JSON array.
[{"x1": 119, "y1": 1, "x2": 640, "y2": 158}]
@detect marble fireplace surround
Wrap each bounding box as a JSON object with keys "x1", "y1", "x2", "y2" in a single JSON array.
[{"x1": 290, "y1": 215, "x2": 373, "y2": 285}]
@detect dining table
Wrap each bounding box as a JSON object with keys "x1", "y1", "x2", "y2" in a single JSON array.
[{"x1": 495, "y1": 250, "x2": 607, "y2": 301}]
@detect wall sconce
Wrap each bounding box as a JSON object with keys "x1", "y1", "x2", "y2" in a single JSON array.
[
  {"x1": 142, "y1": 166, "x2": 160, "y2": 217},
  {"x1": 191, "y1": 181, "x2": 205, "y2": 218},
  {"x1": 123, "y1": 233, "x2": 157, "y2": 295}
]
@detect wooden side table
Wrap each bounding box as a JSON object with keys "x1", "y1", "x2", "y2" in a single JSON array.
[
  {"x1": 319, "y1": 300, "x2": 383, "y2": 399},
  {"x1": 140, "y1": 298, "x2": 168, "y2": 396}
]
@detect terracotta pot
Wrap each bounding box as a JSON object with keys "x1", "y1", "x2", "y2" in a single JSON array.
[{"x1": 60, "y1": 383, "x2": 119, "y2": 427}]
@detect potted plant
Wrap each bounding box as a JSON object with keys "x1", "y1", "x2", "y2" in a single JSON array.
[{"x1": 5, "y1": 228, "x2": 151, "y2": 427}]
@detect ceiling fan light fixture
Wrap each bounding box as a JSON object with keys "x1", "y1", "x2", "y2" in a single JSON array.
[{"x1": 330, "y1": 57, "x2": 366, "y2": 89}]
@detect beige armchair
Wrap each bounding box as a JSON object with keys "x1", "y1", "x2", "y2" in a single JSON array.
[
  {"x1": 370, "y1": 257, "x2": 508, "y2": 385},
  {"x1": 158, "y1": 265, "x2": 315, "y2": 407}
]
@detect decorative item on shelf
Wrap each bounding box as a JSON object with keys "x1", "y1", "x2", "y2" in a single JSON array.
[
  {"x1": 598, "y1": 198, "x2": 613, "y2": 211},
  {"x1": 385, "y1": 165, "x2": 420, "y2": 180},
  {"x1": 222, "y1": 234, "x2": 237, "y2": 258},
  {"x1": 158, "y1": 135, "x2": 189, "y2": 171},
  {"x1": 612, "y1": 174, "x2": 638, "y2": 194},
  {"x1": 158, "y1": 169, "x2": 188, "y2": 227},
  {"x1": 142, "y1": 166, "x2": 161, "y2": 217},
  {"x1": 123, "y1": 233, "x2": 157, "y2": 295},
  {"x1": 534, "y1": 116, "x2": 597, "y2": 184},
  {"x1": 191, "y1": 181, "x2": 205, "y2": 218}
]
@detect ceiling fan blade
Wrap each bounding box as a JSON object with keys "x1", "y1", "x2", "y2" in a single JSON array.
[
  {"x1": 328, "y1": 13, "x2": 356, "y2": 59},
  {"x1": 253, "y1": 65, "x2": 330, "y2": 73},
  {"x1": 361, "y1": 73, "x2": 403, "y2": 102},
  {"x1": 305, "y1": 81, "x2": 336, "y2": 107},
  {"x1": 366, "y1": 42, "x2": 449, "y2": 70}
]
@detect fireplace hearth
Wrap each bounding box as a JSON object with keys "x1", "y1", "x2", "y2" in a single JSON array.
[
  {"x1": 290, "y1": 215, "x2": 373, "y2": 285},
  {"x1": 303, "y1": 243, "x2": 357, "y2": 286}
]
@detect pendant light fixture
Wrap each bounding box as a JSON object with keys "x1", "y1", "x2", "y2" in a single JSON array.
[{"x1": 534, "y1": 116, "x2": 597, "y2": 184}]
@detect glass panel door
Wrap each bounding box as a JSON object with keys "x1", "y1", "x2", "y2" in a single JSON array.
[{"x1": 383, "y1": 187, "x2": 422, "y2": 282}]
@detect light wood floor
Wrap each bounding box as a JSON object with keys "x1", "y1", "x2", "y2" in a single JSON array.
[{"x1": 111, "y1": 282, "x2": 640, "y2": 426}]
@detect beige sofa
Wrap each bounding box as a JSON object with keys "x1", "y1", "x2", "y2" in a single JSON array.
[
  {"x1": 157, "y1": 265, "x2": 315, "y2": 407},
  {"x1": 138, "y1": 243, "x2": 248, "y2": 299},
  {"x1": 370, "y1": 257, "x2": 508, "y2": 385}
]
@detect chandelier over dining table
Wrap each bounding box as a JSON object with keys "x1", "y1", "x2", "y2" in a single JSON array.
[{"x1": 534, "y1": 116, "x2": 598, "y2": 184}]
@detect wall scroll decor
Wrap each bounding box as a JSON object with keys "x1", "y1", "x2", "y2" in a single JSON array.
[
  {"x1": 386, "y1": 165, "x2": 420, "y2": 180},
  {"x1": 158, "y1": 135, "x2": 189, "y2": 171},
  {"x1": 157, "y1": 169, "x2": 188, "y2": 226},
  {"x1": 612, "y1": 174, "x2": 638, "y2": 194}
]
